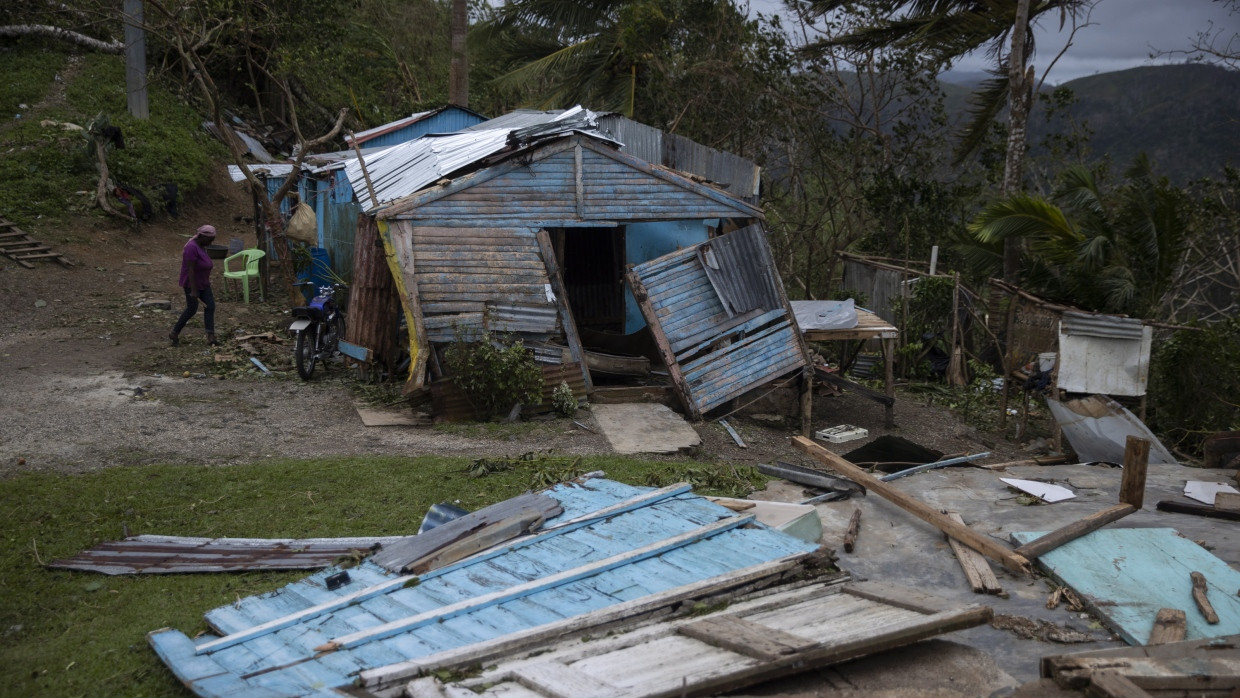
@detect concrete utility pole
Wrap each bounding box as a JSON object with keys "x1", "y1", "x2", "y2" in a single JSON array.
[
  {"x1": 123, "y1": 0, "x2": 148, "y2": 119},
  {"x1": 448, "y1": 0, "x2": 469, "y2": 107}
]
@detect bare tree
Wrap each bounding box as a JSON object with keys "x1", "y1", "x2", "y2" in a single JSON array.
[{"x1": 142, "y1": 0, "x2": 347, "y2": 299}]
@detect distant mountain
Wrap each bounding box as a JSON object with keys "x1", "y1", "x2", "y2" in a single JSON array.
[{"x1": 1038, "y1": 64, "x2": 1240, "y2": 183}]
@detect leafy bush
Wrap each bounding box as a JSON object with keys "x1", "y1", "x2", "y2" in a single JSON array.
[
  {"x1": 1149, "y1": 318, "x2": 1240, "y2": 457},
  {"x1": 444, "y1": 329, "x2": 544, "y2": 421}
]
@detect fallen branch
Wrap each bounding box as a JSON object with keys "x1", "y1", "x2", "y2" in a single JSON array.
[{"x1": 0, "y1": 24, "x2": 123, "y2": 53}]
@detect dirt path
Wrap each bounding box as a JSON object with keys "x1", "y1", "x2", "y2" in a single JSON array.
[{"x1": 0, "y1": 181, "x2": 1030, "y2": 476}]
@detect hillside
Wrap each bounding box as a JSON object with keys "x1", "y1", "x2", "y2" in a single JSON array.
[{"x1": 1045, "y1": 64, "x2": 1240, "y2": 182}]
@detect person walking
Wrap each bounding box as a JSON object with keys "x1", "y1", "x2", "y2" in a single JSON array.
[{"x1": 170, "y1": 224, "x2": 219, "y2": 346}]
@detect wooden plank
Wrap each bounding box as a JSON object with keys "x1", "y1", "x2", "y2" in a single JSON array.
[
  {"x1": 383, "y1": 221, "x2": 429, "y2": 392},
  {"x1": 1157, "y1": 499, "x2": 1240, "y2": 521},
  {"x1": 945, "y1": 512, "x2": 1003, "y2": 595},
  {"x1": 357, "y1": 555, "x2": 812, "y2": 690},
  {"x1": 1013, "y1": 504, "x2": 1137, "y2": 560},
  {"x1": 1011, "y1": 528, "x2": 1240, "y2": 644},
  {"x1": 793, "y1": 436, "x2": 1031, "y2": 573},
  {"x1": 510, "y1": 661, "x2": 619, "y2": 698},
  {"x1": 1215, "y1": 491, "x2": 1240, "y2": 512},
  {"x1": 678, "y1": 615, "x2": 817, "y2": 661},
  {"x1": 1147, "y1": 608, "x2": 1186, "y2": 645},
  {"x1": 404, "y1": 510, "x2": 546, "y2": 575},
  {"x1": 317, "y1": 515, "x2": 756, "y2": 652},
  {"x1": 840, "y1": 580, "x2": 960, "y2": 615},
  {"x1": 536, "y1": 229, "x2": 592, "y2": 393},
  {"x1": 370, "y1": 493, "x2": 562, "y2": 573},
  {"x1": 1087, "y1": 670, "x2": 1154, "y2": 698}
]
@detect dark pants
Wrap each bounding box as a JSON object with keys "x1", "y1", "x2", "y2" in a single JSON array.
[{"x1": 173, "y1": 285, "x2": 215, "y2": 334}]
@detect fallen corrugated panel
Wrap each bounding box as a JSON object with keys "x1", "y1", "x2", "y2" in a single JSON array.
[
  {"x1": 47, "y1": 535, "x2": 405, "y2": 575},
  {"x1": 1046, "y1": 395, "x2": 1176, "y2": 464},
  {"x1": 407, "y1": 580, "x2": 991, "y2": 698},
  {"x1": 1010, "y1": 528, "x2": 1240, "y2": 645},
  {"x1": 627, "y1": 226, "x2": 807, "y2": 419},
  {"x1": 149, "y1": 478, "x2": 821, "y2": 697}
]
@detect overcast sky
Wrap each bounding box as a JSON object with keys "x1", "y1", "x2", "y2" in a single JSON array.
[{"x1": 749, "y1": 0, "x2": 1239, "y2": 84}]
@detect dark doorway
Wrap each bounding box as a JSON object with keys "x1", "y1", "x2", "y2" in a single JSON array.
[{"x1": 553, "y1": 227, "x2": 625, "y2": 333}]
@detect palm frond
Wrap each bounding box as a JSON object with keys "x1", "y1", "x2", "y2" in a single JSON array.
[{"x1": 952, "y1": 70, "x2": 1007, "y2": 164}]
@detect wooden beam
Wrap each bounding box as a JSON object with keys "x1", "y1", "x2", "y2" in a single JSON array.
[
  {"x1": 1120, "y1": 436, "x2": 1149, "y2": 509},
  {"x1": 793, "y1": 436, "x2": 1030, "y2": 573},
  {"x1": 679, "y1": 615, "x2": 817, "y2": 661},
  {"x1": 1156, "y1": 499, "x2": 1240, "y2": 521},
  {"x1": 1013, "y1": 504, "x2": 1137, "y2": 560},
  {"x1": 945, "y1": 512, "x2": 1003, "y2": 595},
  {"x1": 536, "y1": 229, "x2": 592, "y2": 393},
  {"x1": 1087, "y1": 670, "x2": 1154, "y2": 698}
]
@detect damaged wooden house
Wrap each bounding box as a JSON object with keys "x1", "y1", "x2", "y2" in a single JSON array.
[{"x1": 342, "y1": 107, "x2": 811, "y2": 425}]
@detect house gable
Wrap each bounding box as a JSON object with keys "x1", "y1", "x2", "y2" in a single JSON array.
[{"x1": 380, "y1": 137, "x2": 762, "y2": 224}]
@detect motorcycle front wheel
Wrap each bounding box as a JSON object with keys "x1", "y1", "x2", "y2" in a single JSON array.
[{"x1": 295, "y1": 327, "x2": 317, "y2": 379}]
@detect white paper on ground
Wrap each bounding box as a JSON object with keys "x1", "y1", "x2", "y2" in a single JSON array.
[
  {"x1": 1183, "y1": 480, "x2": 1240, "y2": 505},
  {"x1": 1000, "y1": 477, "x2": 1076, "y2": 503}
]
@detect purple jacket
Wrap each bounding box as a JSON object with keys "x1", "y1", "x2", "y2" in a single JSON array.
[{"x1": 179, "y1": 240, "x2": 213, "y2": 290}]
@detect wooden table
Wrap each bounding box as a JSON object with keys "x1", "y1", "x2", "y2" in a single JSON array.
[{"x1": 801, "y1": 309, "x2": 898, "y2": 427}]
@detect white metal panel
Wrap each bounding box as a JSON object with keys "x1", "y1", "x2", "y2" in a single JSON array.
[{"x1": 1057, "y1": 324, "x2": 1153, "y2": 396}]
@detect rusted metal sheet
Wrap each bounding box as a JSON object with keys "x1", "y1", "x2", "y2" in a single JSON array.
[
  {"x1": 628, "y1": 227, "x2": 808, "y2": 418},
  {"x1": 47, "y1": 535, "x2": 402, "y2": 575},
  {"x1": 345, "y1": 214, "x2": 403, "y2": 372},
  {"x1": 431, "y1": 362, "x2": 588, "y2": 422}
]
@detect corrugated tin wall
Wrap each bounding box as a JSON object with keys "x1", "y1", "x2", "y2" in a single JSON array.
[
  {"x1": 320, "y1": 171, "x2": 360, "y2": 282},
  {"x1": 359, "y1": 109, "x2": 487, "y2": 149},
  {"x1": 841, "y1": 259, "x2": 903, "y2": 323},
  {"x1": 598, "y1": 114, "x2": 759, "y2": 203}
]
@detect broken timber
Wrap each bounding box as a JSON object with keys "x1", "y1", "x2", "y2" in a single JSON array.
[
  {"x1": 413, "y1": 580, "x2": 992, "y2": 698},
  {"x1": 0, "y1": 217, "x2": 72, "y2": 268},
  {"x1": 1041, "y1": 634, "x2": 1240, "y2": 694},
  {"x1": 945, "y1": 512, "x2": 1003, "y2": 595},
  {"x1": 792, "y1": 435, "x2": 1031, "y2": 572},
  {"x1": 1147, "y1": 609, "x2": 1187, "y2": 645}
]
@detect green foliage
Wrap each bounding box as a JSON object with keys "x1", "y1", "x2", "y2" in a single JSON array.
[
  {"x1": 550, "y1": 380, "x2": 578, "y2": 416},
  {"x1": 444, "y1": 329, "x2": 544, "y2": 421},
  {"x1": 466, "y1": 451, "x2": 585, "y2": 489},
  {"x1": 0, "y1": 43, "x2": 222, "y2": 227},
  {"x1": 1148, "y1": 319, "x2": 1240, "y2": 456},
  {"x1": 640, "y1": 463, "x2": 765, "y2": 498}
]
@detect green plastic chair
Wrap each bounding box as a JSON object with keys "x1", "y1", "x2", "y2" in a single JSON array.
[{"x1": 223, "y1": 249, "x2": 265, "y2": 303}]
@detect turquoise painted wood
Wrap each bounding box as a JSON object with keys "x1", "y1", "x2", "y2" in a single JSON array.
[
  {"x1": 1011, "y1": 527, "x2": 1240, "y2": 645},
  {"x1": 150, "y1": 479, "x2": 817, "y2": 697}
]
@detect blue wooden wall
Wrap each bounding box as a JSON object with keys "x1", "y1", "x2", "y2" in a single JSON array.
[{"x1": 357, "y1": 107, "x2": 486, "y2": 149}]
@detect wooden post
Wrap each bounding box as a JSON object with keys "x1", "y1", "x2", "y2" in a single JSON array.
[
  {"x1": 882, "y1": 336, "x2": 895, "y2": 428},
  {"x1": 799, "y1": 368, "x2": 813, "y2": 437},
  {"x1": 537, "y1": 229, "x2": 592, "y2": 394},
  {"x1": 792, "y1": 436, "x2": 1030, "y2": 573},
  {"x1": 1120, "y1": 436, "x2": 1150, "y2": 509},
  {"x1": 1191, "y1": 572, "x2": 1220, "y2": 624},
  {"x1": 843, "y1": 509, "x2": 861, "y2": 553}
]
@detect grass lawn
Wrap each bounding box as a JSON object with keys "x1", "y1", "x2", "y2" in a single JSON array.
[{"x1": 0, "y1": 455, "x2": 763, "y2": 696}]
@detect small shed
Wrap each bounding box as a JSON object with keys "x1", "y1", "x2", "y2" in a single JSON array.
[{"x1": 346, "y1": 109, "x2": 809, "y2": 423}]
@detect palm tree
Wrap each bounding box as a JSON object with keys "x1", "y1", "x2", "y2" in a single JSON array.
[
  {"x1": 797, "y1": 0, "x2": 1092, "y2": 281},
  {"x1": 966, "y1": 155, "x2": 1189, "y2": 317}
]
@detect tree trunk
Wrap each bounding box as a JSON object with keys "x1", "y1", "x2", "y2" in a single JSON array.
[
  {"x1": 448, "y1": 0, "x2": 469, "y2": 107},
  {"x1": 0, "y1": 25, "x2": 123, "y2": 53},
  {"x1": 1002, "y1": 0, "x2": 1033, "y2": 283}
]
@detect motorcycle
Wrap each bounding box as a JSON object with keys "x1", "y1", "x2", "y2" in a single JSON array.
[{"x1": 289, "y1": 281, "x2": 347, "y2": 380}]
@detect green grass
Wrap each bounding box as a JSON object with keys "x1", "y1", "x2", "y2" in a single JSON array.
[
  {"x1": 0, "y1": 40, "x2": 223, "y2": 229},
  {"x1": 0, "y1": 455, "x2": 765, "y2": 696}
]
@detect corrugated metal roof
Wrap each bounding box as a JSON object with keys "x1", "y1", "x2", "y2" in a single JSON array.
[
  {"x1": 462, "y1": 109, "x2": 566, "y2": 132},
  {"x1": 47, "y1": 535, "x2": 403, "y2": 575},
  {"x1": 149, "y1": 478, "x2": 818, "y2": 697},
  {"x1": 351, "y1": 109, "x2": 436, "y2": 144},
  {"x1": 1060, "y1": 310, "x2": 1145, "y2": 340}
]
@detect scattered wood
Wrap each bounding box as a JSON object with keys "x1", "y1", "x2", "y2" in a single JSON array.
[
  {"x1": 792, "y1": 436, "x2": 1031, "y2": 573},
  {"x1": 1046, "y1": 586, "x2": 1084, "y2": 612},
  {"x1": 420, "y1": 581, "x2": 992, "y2": 698},
  {"x1": 0, "y1": 217, "x2": 72, "y2": 268},
  {"x1": 945, "y1": 512, "x2": 1003, "y2": 594},
  {"x1": 1147, "y1": 608, "x2": 1186, "y2": 645},
  {"x1": 369, "y1": 493, "x2": 562, "y2": 573},
  {"x1": 1192, "y1": 571, "x2": 1221, "y2": 624},
  {"x1": 1014, "y1": 504, "x2": 1137, "y2": 560},
  {"x1": 1041, "y1": 634, "x2": 1240, "y2": 694},
  {"x1": 972, "y1": 454, "x2": 1069, "y2": 471},
  {"x1": 1156, "y1": 499, "x2": 1240, "y2": 521},
  {"x1": 1119, "y1": 436, "x2": 1150, "y2": 509},
  {"x1": 1217, "y1": 492, "x2": 1240, "y2": 512},
  {"x1": 843, "y1": 509, "x2": 861, "y2": 553}
]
